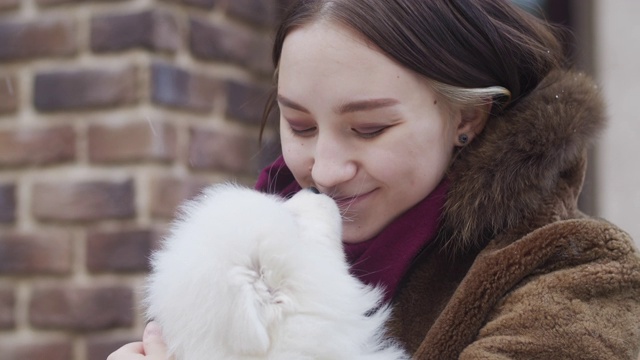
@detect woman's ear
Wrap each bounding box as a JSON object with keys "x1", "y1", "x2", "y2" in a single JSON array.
[{"x1": 454, "y1": 102, "x2": 492, "y2": 146}]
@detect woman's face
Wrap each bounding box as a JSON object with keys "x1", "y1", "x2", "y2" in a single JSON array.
[{"x1": 278, "y1": 22, "x2": 462, "y2": 243}]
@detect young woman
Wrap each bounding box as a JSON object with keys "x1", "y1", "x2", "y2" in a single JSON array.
[{"x1": 109, "y1": 0, "x2": 640, "y2": 359}]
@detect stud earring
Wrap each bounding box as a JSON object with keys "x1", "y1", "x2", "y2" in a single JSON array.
[{"x1": 458, "y1": 133, "x2": 469, "y2": 145}]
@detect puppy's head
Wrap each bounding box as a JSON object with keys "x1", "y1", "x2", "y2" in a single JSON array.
[
  {"x1": 284, "y1": 187, "x2": 343, "y2": 254},
  {"x1": 215, "y1": 186, "x2": 344, "y2": 355}
]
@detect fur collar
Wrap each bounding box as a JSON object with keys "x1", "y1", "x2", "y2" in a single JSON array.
[{"x1": 441, "y1": 70, "x2": 606, "y2": 253}]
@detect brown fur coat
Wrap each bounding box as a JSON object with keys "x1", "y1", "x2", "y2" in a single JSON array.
[{"x1": 387, "y1": 70, "x2": 640, "y2": 359}]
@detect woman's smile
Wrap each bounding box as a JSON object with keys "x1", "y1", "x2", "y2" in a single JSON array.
[{"x1": 330, "y1": 188, "x2": 377, "y2": 211}]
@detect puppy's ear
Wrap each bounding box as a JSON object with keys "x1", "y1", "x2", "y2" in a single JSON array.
[
  {"x1": 226, "y1": 263, "x2": 293, "y2": 356},
  {"x1": 225, "y1": 267, "x2": 272, "y2": 355}
]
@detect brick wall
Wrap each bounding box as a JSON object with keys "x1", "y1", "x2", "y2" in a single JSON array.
[{"x1": 0, "y1": 0, "x2": 284, "y2": 359}]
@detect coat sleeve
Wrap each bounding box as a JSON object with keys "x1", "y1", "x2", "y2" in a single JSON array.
[{"x1": 459, "y1": 249, "x2": 640, "y2": 360}]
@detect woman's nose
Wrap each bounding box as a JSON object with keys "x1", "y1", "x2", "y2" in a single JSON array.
[{"x1": 311, "y1": 136, "x2": 357, "y2": 189}]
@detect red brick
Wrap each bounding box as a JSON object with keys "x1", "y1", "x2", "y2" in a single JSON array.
[
  {"x1": 32, "y1": 179, "x2": 135, "y2": 222},
  {"x1": 34, "y1": 66, "x2": 137, "y2": 111},
  {"x1": 91, "y1": 10, "x2": 179, "y2": 53},
  {"x1": 0, "y1": 18, "x2": 76, "y2": 61},
  {"x1": 0, "y1": 182, "x2": 15, "y2": 223},
  {"x1": 0, "y1": 125, "x2": 75, "y2": 166},
  {"x1": 189, "y1": 17, "x2": 254, "y2": 65},
  {"x1": 226, "y1": 0, "x2": 277, "y2": 27},
  {"x1": 189, "y1": 16, "x2": 271, "y2": 74},
  {"x1": 0, "y1": 232, "x2": 72, "y2": 275},
  {"x1": 0, "y1": 286, "x2": 15, "y2": 329},
  {"x1": 0, "y1": 338, "x2": 72, "y2": 360},
  {"x1": 0, "y1": 0, "x2": 19, "y2": 11},
  {"x1": 149, "y1": 176, "x2": 211, "y2": 218},
  {"x1": 226, "y1": 80, "x2": 271, "y2": 126},
  {"x1": 188, "y1": 126, "x2": 257, "y2": 173},
  {"x1": 247, "y1": 32, "x2": 273, "y2": 75},
  {"x1": 151, "y1": 62, "x2": 218, "y2": 112},
  {"x1": 30, "y1": 284, "x2": 134, "y2": 330},
  {"x1": 88, "y1": 120, "x2": 176, "y2": 163},
  {"x1": 87, "y1": 229, "x2": 155, "y2": 273},
  {"x1": 87, "y1": 335, "x2": 140, "y2": 360},
  {"x1": 0, "y1": 74, "x2": 18, "y2": 113}
]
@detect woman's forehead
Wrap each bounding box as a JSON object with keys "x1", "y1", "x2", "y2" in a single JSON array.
[{"x1": 278, "y1": 23, "x2": 431, "y2": 108}]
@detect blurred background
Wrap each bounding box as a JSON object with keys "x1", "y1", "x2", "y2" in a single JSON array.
[{"x1": 0, "y1": 0, "x2": 638, "y2": 359}]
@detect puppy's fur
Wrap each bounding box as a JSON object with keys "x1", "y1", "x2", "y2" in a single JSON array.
[{"x1": 145, "y1": 184, "x2": 408, "y2": 360}]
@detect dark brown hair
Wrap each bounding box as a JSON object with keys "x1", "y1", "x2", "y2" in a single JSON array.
[{"x1": 261, "y1": 0, "x2": 565, "y2": 139}]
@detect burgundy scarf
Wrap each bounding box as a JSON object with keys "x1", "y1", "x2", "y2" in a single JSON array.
[{"x1": 255, "y1": 156, "x2": 447, "y2": 302}]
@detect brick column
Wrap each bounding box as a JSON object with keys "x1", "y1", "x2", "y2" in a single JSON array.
[{"x1": 0, "y1": 1, "x2": 283, "y2": 359}]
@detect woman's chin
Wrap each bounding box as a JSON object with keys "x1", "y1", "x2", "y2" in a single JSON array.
[{"x1": 341, "y1": 224, "x2": 378, "y2": 244}]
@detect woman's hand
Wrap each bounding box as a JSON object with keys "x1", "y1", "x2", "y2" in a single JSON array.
[{"x1": 107, "y1": 321, "x2": 173, "y2": 360}]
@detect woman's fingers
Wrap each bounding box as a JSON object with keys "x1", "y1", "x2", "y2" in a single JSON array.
[
  {"x1": 107, "y1": 341, "x2": 145, "y2": 360},
  {"x1": 142, "y1": 321, "x2": 172, "y2": 359},
  {"x1": 106, "y1": 322, "x2": 172, "y2": 359}
]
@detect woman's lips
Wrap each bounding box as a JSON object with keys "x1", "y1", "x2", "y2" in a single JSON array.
[{"x1": 332, "y1": 189, "x2": 376, "y2": 209}]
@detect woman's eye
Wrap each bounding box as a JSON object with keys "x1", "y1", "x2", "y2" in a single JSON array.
[
  {"x1": 289, "y1": 124, "x2": 317, "y2": 137},
  {"x1": 352, "y1": 126, "x2": 388, "y2": 139}
]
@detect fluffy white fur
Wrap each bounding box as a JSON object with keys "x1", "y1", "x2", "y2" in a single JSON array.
[{"x1": 145, "y1": 184, "x2": 408, "y2": 360}]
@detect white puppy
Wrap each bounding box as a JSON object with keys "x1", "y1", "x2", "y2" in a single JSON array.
[{"x1": 145, "y1": 184, "x2": 408, "y2": 360}]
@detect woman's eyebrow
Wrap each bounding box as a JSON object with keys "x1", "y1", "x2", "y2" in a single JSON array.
[
  {"x1": 277, "y1": 94, "x2": 400, "y2": 115},
  {"x1": 277, "y1": 95, "x2": 310, "y2": 113},
  {"x1": 336, "y1": 98, "x2": 400, "y2": 114}
]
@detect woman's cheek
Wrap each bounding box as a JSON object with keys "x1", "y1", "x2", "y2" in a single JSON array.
[{"x1": 281, "y1": 137, "x2": 312, "y2": 186}]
